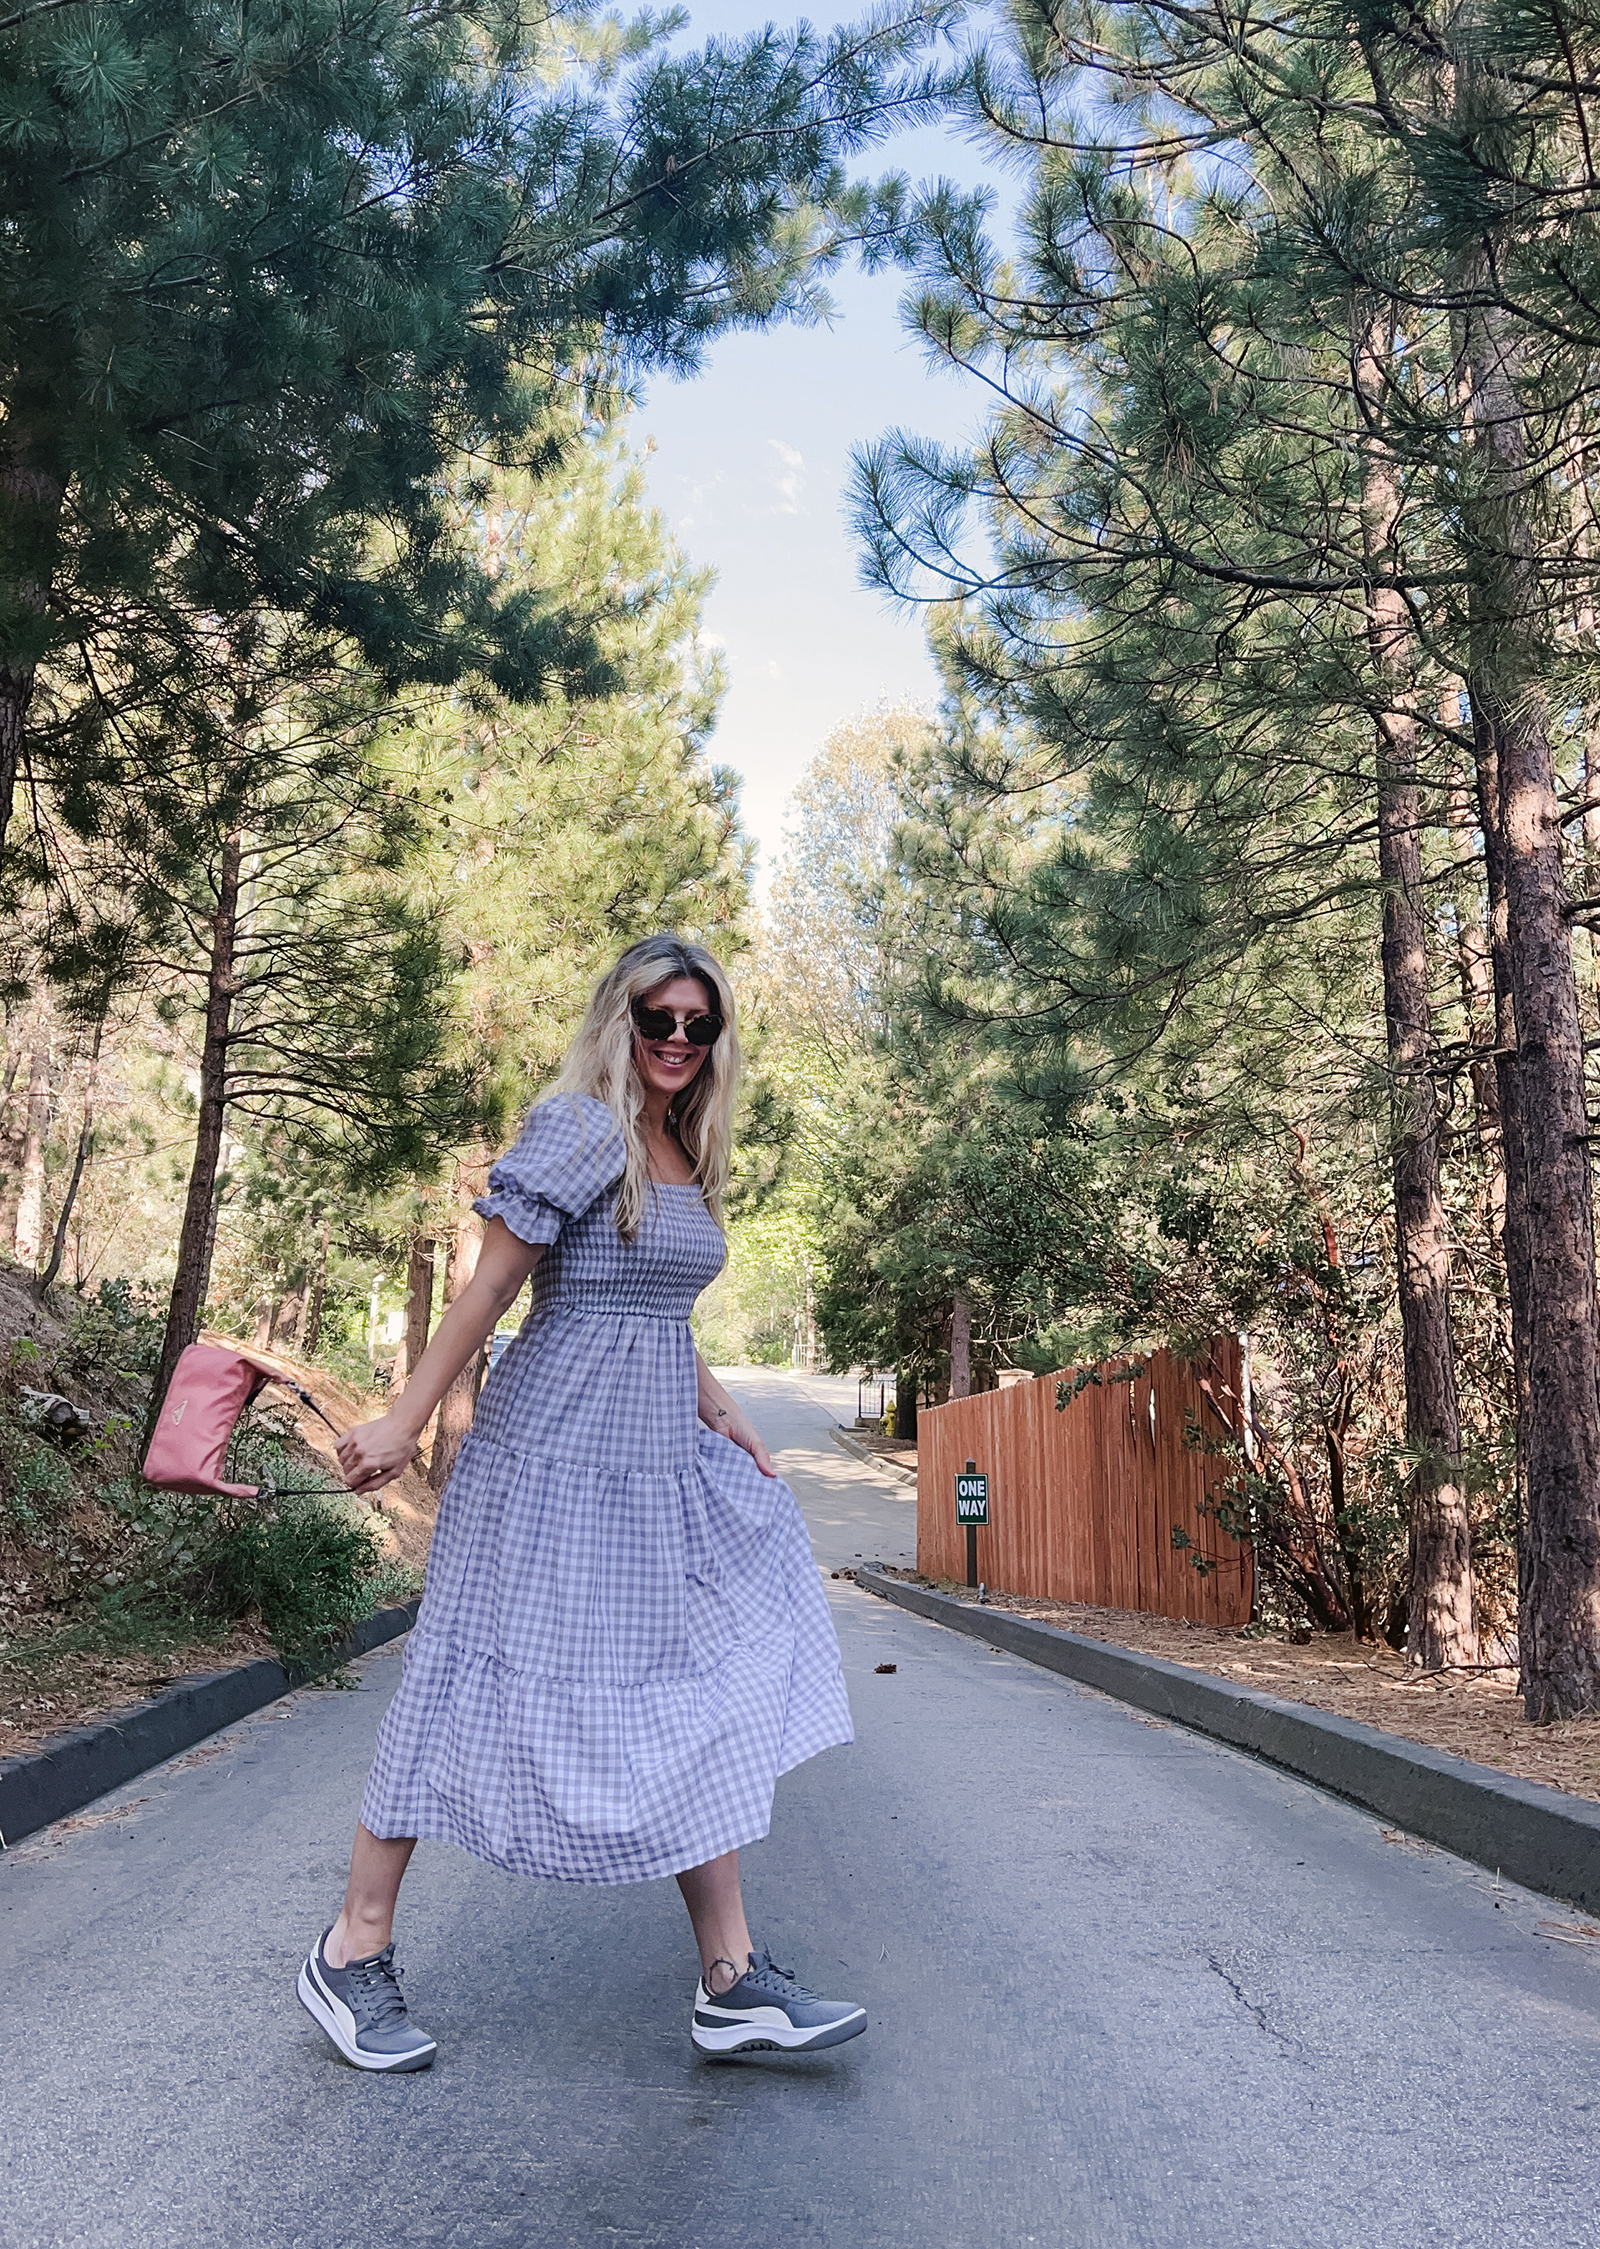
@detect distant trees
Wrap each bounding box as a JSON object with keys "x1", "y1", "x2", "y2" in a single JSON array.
[
  {"x1": 704, "y1": 711, "x2": 923, "y2": 1378},
  {"x1": 763, "y1": 709, "x2": 920, "y2": 1065}
]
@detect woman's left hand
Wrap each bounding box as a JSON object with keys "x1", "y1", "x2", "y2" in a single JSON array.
[{"x1": 713, "y1": 1409, "x2": 775, "y2": 1477}]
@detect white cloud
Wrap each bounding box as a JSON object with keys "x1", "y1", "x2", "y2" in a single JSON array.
[{"x1": 767, "y1": 438, "x2": 806, "y2": 515}]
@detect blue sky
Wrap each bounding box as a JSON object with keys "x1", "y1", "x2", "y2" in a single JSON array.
[{"x1": 635, "y1": 12, "x2": 1000, "y2": 883}]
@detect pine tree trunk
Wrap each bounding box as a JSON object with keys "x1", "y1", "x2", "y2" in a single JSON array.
[
  {"x1": 151, "y1": 832, "x2": 243, "y2": 1417},
  {"x1": 1465, "y1": 304, "x2": 1600, "y2": 1718},
  {"x1": 302, "y1": 1217, "x2": 332, "y2": 1357},
  {"x1": 950, "y1": 1293, "x2": 972, "y2": 1399},
  {"x1": 429, "y1": 1160, "x2": 487, "y2": 1495},
  {"x1": 1446, "y1": 757, "x2": 1505, "y2": 1233},
  {"x1": 0, "y1": 413, "x2": 65, "y2": 882},
  {"x1": 0, "y1": 1044, "x2": 23, "y2": 1248},
  {"x1": 12, "y1": 1046, "x2": 51, "y2": 1268},
  {"x1": 1355, "y1": 319, "x2": 1476, "y2": 1667},
  {"x1": 36, "y1": 1010, "x2": 106, "y2": 1297},
  {"x1": 1470, "y1": 702, "x2": 1535, "y2": 1496},
  {"x1": 1377, "y1": 730, "x2": 1475, "y2": 1666},
  {"x1": 394, "y1": 1234, "x2": 435, "y2": 1395}
]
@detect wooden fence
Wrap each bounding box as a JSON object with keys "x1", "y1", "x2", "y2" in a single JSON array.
[{"x1": 916, "y1": 1339, "x2": 1253, "y2": 1626}]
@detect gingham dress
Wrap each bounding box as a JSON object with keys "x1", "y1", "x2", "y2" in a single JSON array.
[{"x1": 358, "y1": 1093, "x2": 854, "y2": 1883}]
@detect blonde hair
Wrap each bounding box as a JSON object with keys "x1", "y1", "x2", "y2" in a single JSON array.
[{"x1": 545, "y1": 933, "x2": 740, "y2": 1239}]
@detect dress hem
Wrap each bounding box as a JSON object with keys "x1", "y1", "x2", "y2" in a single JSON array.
[{"x1": 360, "y1": 1728, "x2": 852, "y2": 1886}]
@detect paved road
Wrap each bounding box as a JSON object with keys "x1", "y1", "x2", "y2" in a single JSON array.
[{"x1": 3, "y1": 1371, "x2": 1596, "y2": 2247}]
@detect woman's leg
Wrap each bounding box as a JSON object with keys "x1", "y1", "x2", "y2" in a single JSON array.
[
  {"x1": 676, "y1": 1848, "x2": 753, "y2": 1994},
  {"x1": 326, "y1": 1823, "x2": 417, "y2": 1965}
]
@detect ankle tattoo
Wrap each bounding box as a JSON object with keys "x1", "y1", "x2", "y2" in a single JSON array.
[{"x1": 706, "y1": 1956, "x2": 740, "y2": 1996}]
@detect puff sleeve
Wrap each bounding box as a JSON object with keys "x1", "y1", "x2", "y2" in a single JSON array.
[{"x1": 473, "y1": 1094, "x2": 627, "y2": 1248}]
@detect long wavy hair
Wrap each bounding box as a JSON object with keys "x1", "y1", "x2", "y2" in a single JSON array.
[{"x1": 545, "y1": 933, "x2": 740, "y2": 1239}]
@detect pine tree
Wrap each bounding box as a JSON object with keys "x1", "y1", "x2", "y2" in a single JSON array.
[
  {"x1": 46, "y1": 632, "x2": 466, "y2": 1409},
  {"x1": 0, "y1": 0, "x2": 947, "y2": 877}
]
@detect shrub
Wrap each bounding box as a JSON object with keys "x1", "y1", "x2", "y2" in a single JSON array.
[
  {"x1": 5, "y1": 1301, "x2": 408, "y2": 1672},
  {"x1": 0, "y1": 1417, "x2": 74, "y2": 1537},
  {"x1": 203, "y1": 1492, "x2": 385, "y2": 1669},
  {"x1": 61, "y1": 1279, "x2": 168, "y2": 1391},
  {"x1": 92, "y1": 1420, "x2": 393, "y2": 1668},
  {"x1": 0, "y1": 1340, "x2": 82, "y2": 1541}
]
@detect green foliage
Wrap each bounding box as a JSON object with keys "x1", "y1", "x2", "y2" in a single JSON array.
[
  {"x1": 694, "y1": 1181, "x2": 822, "y2": 1365},
  {"x1": 0, "y1": 1337, "x2": 90, "y2": 1539},
  {"x1": 1, "y1": 0, "x2": 952, "y2": 867},
  {"x1": 90, "y1": 1425, "x2": 389, "y2": 1668},
  {"x1": 192, "y1": 1494, "x2": 385, "y2": 1673},
  {"x1": 0, "y1": 1312, "x2": 399, "y2": 1668},
  {"x1": 59, "y1": 1278, "x2": 167, "y2": 1389},
  {"x1": 50, "y1": 686, "x2": 476, "y2": 1193},
  {"x1": 0, "y1": 1412, "x2": 73, "y2": 1538}
]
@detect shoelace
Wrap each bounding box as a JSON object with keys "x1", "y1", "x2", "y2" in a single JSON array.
[
  {"x1": 742, "y1": 1948, "x2": 817, "y2": 2001},
  {"x1": 343, "y1": 1945, "x2": 408, "y2": 2033}
]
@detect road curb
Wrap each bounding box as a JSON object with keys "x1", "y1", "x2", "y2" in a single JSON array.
[
  {"x1": 829, "y1": 1426, "x2": 917, "y2": 1484},
  {"x1": 0, "y1": 1598, "x2": 421, "y2": 1849},
  {"x1": 858, "y1": 1566, "x2": 1600, "y2": 1912}
]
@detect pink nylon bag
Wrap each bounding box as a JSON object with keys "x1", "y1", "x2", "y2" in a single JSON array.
[{"x1": 142, "y1": 1343, "x2": 333, "y2": 1498}]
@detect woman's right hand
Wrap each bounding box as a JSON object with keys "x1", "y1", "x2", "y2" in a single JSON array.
[{"x1": 336, "y1": 1412, "x2": 422, "y2": 1495}]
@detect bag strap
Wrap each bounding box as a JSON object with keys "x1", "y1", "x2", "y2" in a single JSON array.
[
  {"x1": 232, "y1": 1351, "x2": 344, "y2": 1441},
  {"x1": 263, "y1": 1374, "x2": 343, "y2": 1441}
]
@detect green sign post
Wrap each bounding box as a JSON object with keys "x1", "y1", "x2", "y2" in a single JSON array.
[{"x1": 955, "y1": 1457, "x2": 989, "y2": 1587}]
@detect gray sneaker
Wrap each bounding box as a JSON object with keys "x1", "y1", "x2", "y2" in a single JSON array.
[
  {"x1": 297, "y1": 1928, "x2": 437, "y2": 2072},
  {"x1": 692, "y1": 1946, "x2": 867, "y2": 2056}
]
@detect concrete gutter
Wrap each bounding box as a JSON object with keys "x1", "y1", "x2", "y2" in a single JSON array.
[
  {"x1": 859, "y1": 1565, "x2": 1600, "y2": 1914},
  {"x1": 0, "y1": 1597, "x2": 421, "y2": 1849},
  {"x1": 829, "y1": 1426, "x2": 917, "y2": 1485}
]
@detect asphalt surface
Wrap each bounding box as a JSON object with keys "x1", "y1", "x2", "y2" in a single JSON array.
[{"x1": 3, "y1": 1370, "x2": 1596, "y2": 2248}]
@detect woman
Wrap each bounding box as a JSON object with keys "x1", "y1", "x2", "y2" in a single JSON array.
[{"x1": 296, "y1": 934, "x2": 861, "y2": 2072}]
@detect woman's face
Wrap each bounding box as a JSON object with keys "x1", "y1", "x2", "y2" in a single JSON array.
[{"x1": 632, "y1": 974, "x2": 716, "y2": 1107}]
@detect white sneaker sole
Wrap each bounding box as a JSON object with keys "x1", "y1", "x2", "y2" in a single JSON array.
[
  {"x1": 692, "y1": 2006, "x2": 867, "y2": 2056},
  {"x1": 296, "y1": 1960, "x2": 437, "y2": 2073}
]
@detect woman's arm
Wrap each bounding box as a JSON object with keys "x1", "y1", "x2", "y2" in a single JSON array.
[
  {"x1": 335, "y1": 1218, "x2": 546, "y2": 1494},
  {"x1": 695, "y1": 1351, "x2": 776, "y2": 1478}
]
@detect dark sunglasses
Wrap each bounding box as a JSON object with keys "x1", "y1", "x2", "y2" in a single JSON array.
[{"x1": 631, "y1": 1000, "x2": 723, "y2": 1047}]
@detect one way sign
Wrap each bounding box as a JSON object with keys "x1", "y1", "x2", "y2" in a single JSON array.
[{"x1": 954, "y1": 1470, "x2": 989, "y2": 1526}]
